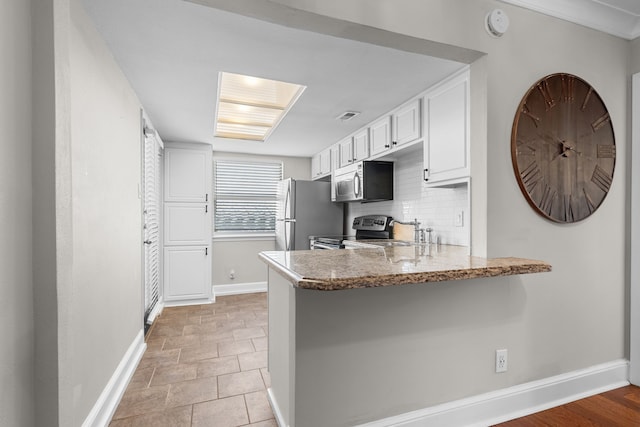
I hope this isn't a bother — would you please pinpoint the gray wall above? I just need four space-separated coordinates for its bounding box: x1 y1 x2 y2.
55 0 144 424
223 0 631 405
33 0 59 424
211 152 310 287
0 0 34 426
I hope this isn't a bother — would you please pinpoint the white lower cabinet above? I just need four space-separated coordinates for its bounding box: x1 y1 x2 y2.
164 246 212 302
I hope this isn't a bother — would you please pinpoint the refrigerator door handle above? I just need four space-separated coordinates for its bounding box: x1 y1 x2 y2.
276 218 296 222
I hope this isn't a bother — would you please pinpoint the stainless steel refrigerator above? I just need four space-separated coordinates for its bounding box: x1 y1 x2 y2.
275 178 344 251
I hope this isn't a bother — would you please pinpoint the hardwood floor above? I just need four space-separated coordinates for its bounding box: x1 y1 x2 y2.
494 385 640 426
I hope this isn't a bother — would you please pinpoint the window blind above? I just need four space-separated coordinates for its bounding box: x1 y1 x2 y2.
214 159 283 232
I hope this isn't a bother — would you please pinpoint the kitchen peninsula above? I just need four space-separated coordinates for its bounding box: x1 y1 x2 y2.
259 244 550 427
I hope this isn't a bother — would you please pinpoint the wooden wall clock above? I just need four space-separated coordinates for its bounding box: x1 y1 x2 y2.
511 73 616 223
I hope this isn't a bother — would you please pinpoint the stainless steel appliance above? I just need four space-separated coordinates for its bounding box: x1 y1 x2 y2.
332 160 394 203
310 215 394 250
276 178 344 251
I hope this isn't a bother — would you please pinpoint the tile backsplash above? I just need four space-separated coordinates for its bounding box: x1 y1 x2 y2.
346 150 470 246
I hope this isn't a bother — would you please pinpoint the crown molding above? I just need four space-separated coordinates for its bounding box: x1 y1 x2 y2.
499 0 640 40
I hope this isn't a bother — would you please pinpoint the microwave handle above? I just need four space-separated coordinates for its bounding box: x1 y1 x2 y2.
353 172 361 198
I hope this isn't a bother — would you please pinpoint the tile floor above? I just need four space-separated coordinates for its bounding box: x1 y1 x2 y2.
110 293 276 427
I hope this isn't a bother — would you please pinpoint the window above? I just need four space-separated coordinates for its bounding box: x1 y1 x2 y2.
214 159 283 233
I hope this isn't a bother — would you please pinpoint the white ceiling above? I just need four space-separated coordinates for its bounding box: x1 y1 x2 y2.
82 0 465 158
499 0 640 39
83 0 639 158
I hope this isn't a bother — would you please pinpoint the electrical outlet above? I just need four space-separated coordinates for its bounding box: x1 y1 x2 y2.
455 210 464 227
496 349 508 373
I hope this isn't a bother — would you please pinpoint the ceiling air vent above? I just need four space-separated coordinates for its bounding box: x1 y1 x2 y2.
337 111 360 121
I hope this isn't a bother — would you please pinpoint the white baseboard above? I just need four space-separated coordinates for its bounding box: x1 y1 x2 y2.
358 359 630 427
267 387 288 427
82 330 146 427
146 302 164 324
213 281 267 297
163 297 213 307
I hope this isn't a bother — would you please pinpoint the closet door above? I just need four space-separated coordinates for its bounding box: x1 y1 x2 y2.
143 133 162 323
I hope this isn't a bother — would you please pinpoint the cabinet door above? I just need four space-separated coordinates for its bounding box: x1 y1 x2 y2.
352 129 369 162
330 144 340 172
424 73 469 183
311 153 321 179
370 116 392 156
338 138 353 168
164 246 211 301
319 147 332 175
164 148 211 202
393 99 421 147
164 203 211 245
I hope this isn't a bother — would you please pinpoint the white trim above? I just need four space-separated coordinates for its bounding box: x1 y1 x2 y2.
146 301 164 325
357 360 629 427
267 387 288 427
213 233 276 242
82 330 146 427
163 297 213 307
498 0 640 40
631 72 640 385
214 281 268 297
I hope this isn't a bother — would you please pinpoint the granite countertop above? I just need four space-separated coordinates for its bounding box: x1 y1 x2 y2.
259 243 551 291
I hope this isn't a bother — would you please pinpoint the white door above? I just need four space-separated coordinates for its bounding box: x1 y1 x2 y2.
143 130 162 324
164 203 211 246
164 246 211 301
164 148 210 202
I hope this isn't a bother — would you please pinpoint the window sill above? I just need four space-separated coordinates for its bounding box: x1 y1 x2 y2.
213 233 276 242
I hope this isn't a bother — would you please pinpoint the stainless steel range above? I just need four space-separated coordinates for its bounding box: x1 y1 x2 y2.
310 215 393 250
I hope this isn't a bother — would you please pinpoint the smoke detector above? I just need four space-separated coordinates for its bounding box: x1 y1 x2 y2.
485 9 509 37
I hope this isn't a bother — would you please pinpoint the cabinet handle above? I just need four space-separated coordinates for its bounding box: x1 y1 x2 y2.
384 144 390 149
423 168 429 181
392 141 398 146
353 157 356 161
205 248 208 256
205 205 208 213
205 193 208 202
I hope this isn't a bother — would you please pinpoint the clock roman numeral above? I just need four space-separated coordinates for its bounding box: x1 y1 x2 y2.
537 79 556 110
563 195 574 222
520 161 542 193
581 87 593 111
597 144 615 158
521 103 540 127
591 113 611 132
538 184 556 215
561 75 575 103
517 144 537 156
591 165 612 193
583 188 596 214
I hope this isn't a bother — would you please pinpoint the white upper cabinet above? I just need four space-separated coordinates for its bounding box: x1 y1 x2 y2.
164 147 211 202
338 137 353 168
423 70 470 184
164 203 211 246
311 147 332 179
393 99 421 147
352 129 370 162
330 144 340 172
369 116 392 157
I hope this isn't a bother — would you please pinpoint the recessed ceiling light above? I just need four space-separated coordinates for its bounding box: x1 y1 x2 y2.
215 72 306 141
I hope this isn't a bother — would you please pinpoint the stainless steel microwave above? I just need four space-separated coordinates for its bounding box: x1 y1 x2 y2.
332 160 394 203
